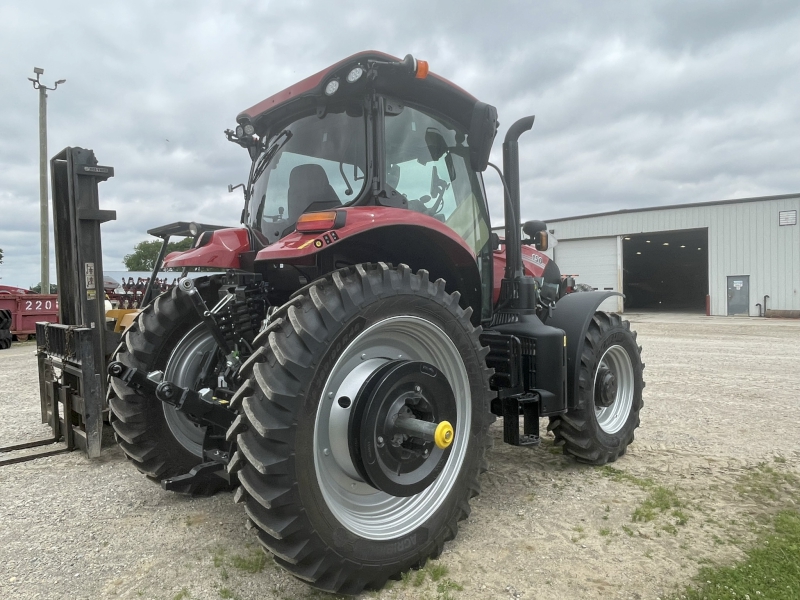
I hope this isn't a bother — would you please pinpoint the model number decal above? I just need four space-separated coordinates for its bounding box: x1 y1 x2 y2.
524 254 544 266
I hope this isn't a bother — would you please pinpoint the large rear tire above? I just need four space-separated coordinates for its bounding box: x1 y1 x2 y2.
229 263 493 594
547 312 644 464
108 277 228 495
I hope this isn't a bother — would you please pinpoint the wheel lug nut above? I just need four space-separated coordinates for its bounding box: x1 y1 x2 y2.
323 448 330 456
377 436 385 448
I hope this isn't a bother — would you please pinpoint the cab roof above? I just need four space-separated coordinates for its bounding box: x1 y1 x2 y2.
237 51 482 133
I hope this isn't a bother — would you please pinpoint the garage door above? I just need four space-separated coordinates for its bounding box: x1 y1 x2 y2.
554 237 622 312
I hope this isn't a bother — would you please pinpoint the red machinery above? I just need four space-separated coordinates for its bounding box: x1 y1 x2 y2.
0 286 59 342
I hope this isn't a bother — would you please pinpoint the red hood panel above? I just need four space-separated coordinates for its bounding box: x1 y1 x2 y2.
492 243 551 304
163 227 250 269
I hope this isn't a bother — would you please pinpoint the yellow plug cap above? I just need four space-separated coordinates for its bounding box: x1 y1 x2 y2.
434 421 454 450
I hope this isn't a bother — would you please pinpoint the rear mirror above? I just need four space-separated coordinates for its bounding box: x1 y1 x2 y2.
523 220 549 251
522 220 547 237
468 102 498 172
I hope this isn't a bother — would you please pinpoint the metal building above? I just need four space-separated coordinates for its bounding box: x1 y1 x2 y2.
546 193 800 317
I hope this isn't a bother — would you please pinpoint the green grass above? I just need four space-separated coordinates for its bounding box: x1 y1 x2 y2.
599 527 612 536
600 466 654 490
632 486 684 523
172 589 190 600
428 562 449 582
667 510 800 600
218 588 237 600
401 563 463 598
436 578 464 599
736 463 800 503
212 547 226 568
230 549 267 573
621 525 634 537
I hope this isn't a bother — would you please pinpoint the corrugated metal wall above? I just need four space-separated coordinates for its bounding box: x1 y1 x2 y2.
547 195 800 316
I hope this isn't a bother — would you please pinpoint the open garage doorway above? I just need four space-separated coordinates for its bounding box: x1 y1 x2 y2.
622 228 708 312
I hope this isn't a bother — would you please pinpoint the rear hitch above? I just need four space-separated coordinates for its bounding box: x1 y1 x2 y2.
108 361 235 431
108 361 236 490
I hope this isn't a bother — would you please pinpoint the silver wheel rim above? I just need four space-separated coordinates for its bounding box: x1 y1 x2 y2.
314 316 471 540
594 344 634 434
163 324 213 457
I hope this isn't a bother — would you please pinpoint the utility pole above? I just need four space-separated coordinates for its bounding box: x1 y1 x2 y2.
28 68 65 294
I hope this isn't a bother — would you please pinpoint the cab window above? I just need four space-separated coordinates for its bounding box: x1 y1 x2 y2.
383 104 491 255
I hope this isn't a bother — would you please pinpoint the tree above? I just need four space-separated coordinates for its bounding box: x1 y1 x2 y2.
30 283 58 294
123 238 193 271
0 247 3 265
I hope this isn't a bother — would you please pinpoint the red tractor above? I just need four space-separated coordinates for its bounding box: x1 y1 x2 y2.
108 51 643 594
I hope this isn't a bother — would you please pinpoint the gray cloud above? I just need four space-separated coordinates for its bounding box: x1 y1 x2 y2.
1 1 798 287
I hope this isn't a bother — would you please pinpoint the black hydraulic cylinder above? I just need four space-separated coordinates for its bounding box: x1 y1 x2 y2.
178 277 233 356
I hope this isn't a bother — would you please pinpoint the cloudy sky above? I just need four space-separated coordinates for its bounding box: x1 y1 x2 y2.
1 1 798 288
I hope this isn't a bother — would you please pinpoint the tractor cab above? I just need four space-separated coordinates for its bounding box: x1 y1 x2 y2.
222 52 516 319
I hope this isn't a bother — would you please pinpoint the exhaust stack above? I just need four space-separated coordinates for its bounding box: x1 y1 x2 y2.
501 115 535 307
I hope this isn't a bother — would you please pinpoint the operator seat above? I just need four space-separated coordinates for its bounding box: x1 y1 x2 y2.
286 164 341 224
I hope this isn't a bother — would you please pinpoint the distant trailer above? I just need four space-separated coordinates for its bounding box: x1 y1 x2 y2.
0 290 59 340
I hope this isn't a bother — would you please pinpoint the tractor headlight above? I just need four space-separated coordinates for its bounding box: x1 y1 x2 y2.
324 79 340 96
347 66 364 83
235 125 244 137
244 124 255 135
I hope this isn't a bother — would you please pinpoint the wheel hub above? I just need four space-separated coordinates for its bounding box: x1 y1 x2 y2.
594 365 618 408
348 360 456 497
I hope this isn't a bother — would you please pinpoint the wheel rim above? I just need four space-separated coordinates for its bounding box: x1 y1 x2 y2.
315 316 471 540
163 324 214 457
593 344 634 434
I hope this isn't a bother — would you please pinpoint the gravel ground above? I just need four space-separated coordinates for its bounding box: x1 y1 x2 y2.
1 312 799 600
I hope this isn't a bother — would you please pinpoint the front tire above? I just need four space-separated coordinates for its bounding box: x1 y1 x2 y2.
229 263 493 594
547 312 644 464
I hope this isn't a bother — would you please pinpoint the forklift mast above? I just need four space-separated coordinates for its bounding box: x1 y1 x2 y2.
33 148 115 460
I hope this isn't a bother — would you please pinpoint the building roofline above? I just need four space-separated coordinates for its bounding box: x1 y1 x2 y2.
545 192 800 224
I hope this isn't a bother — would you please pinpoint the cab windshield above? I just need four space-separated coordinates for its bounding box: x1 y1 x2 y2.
245 105 368 244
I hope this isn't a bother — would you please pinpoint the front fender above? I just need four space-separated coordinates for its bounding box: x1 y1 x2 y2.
543 291 622 410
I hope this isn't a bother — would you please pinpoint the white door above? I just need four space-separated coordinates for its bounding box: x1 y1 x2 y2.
554 237 622 312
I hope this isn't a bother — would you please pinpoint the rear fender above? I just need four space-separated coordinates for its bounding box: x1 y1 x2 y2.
542 291 622 410
255 210 483 322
